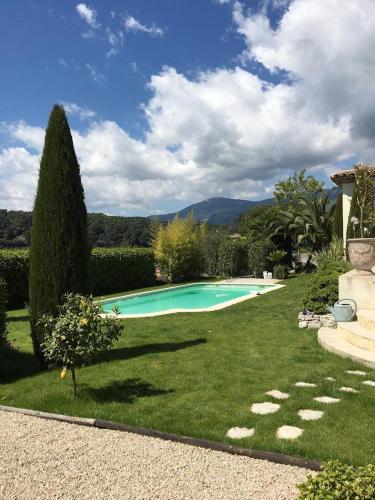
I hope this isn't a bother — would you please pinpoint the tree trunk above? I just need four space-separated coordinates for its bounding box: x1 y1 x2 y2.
71 367 77 398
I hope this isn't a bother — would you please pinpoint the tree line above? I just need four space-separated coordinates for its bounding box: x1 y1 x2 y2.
0 210 152 248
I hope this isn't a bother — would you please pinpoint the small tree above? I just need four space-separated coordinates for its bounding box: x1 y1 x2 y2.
347 165 375 239
354 166 375 238
39 294 121 397
153 214 206 282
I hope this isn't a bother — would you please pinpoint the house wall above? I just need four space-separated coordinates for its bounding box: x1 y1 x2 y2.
342 182 354 244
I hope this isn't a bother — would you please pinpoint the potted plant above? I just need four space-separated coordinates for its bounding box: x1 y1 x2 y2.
347 165 375 275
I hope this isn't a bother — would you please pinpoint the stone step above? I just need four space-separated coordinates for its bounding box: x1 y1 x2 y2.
337 321 375 351
358 310 375 333
318 327 375 369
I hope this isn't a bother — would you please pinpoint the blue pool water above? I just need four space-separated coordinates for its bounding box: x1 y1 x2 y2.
101 283 275 316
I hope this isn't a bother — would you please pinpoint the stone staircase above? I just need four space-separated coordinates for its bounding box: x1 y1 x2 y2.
318 310 375 368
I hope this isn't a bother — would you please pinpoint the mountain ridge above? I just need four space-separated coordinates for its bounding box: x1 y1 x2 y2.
151 196 275 224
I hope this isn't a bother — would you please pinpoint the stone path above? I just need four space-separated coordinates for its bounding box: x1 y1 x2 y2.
0 411 310 500
227 371 375 443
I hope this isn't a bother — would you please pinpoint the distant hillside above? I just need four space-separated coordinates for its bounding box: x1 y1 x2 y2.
153 197 275 225
0 210 151 248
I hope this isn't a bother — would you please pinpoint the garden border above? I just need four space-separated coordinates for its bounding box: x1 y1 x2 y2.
0 404 320 471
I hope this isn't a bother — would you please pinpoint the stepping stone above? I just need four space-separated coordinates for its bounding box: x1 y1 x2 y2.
314 396 340 404
295 382 317 387
251 402 280 415
276 425 304 440
339 386 359 393
346 370 367 376
298 409 324 421
266 390 290 400
363 380 375 387
325 377 336 381
226 427 255 439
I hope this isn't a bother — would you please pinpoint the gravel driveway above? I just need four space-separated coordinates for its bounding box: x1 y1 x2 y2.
0 410 310 499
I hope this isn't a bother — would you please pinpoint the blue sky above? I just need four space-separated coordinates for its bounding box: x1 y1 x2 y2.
1 0 374 216
1 0 245 135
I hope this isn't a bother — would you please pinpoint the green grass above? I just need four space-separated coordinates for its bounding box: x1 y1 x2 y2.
1 274 375 465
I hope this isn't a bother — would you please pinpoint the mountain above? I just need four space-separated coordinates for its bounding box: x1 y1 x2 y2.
152 197 275 225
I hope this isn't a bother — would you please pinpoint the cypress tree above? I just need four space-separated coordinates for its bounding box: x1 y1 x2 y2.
29 105 89 365
332 189 343 239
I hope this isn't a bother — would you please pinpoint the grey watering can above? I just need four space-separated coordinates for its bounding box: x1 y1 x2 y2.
326 299 357 322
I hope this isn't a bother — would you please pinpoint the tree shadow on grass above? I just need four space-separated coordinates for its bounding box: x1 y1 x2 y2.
7 315 30 322
0 345 41 384
88 378 173 404
96 338 207 364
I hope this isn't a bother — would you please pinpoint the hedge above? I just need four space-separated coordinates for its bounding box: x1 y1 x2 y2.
0 276 7 342
0 249 29 309
218 239 249 277
248 239 275 278
89 247 156 296
0 248 156 309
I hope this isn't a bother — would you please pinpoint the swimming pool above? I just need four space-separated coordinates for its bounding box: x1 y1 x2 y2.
101 282 282 318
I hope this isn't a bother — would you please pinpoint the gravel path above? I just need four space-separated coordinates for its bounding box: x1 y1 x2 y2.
0 410 311 500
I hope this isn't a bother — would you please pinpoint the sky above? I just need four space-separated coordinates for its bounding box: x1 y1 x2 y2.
1 0 375 216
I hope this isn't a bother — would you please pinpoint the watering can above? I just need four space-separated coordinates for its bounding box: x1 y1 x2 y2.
326 299 357 322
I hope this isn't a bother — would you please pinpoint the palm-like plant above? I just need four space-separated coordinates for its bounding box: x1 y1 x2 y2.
268 191 335 251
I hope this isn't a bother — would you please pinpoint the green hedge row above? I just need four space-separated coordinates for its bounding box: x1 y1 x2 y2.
89 247 156 296
0 248 156 309
0 249 29 310
0 276 7 341
216 238 276 278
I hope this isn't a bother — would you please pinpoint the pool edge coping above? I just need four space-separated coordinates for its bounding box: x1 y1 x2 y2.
99 281 286 319
0 404 320 472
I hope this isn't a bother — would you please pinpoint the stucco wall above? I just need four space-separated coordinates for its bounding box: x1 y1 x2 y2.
342 182 353 244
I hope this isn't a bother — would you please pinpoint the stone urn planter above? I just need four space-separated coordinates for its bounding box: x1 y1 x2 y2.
347 238 375 275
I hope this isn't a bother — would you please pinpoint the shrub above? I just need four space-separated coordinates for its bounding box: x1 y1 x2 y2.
0 249 29 309
312 236 346 270
248 239 275 278
273 264 288 280
153 215 206 282
298 460 375 499
203 230 226 276
90 247 156 295
267 250 287 264
39 294 122 397
218 239 249 277
29 105 89 365
302 261 350 314
0 248 156 309
0 276 7 343
347 165 375 239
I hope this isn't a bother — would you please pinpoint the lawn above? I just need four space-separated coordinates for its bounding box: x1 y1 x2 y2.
1 274 375 465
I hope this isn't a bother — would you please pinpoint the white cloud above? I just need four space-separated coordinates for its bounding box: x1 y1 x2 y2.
60 101 96 120
85 64 106 85
105 28 124 58
0 147 39 210
2 0 375 215
58 58 68 68
124 15 164 37
76 3 100 29
4 121 45 151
